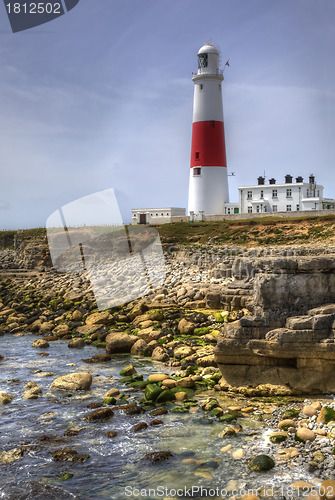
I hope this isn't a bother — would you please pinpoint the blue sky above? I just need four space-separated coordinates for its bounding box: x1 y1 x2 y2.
1 0 335 228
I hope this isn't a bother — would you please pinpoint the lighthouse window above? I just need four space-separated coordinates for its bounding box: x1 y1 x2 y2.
199 84 203 90
210 121 214 127
193 168 201 176
195 152 200 160
198 53 208 69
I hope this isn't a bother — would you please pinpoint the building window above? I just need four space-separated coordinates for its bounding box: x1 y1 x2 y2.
286 205 292 212
195 152 200 160
317 190 320 197
247 191 252 200
161 213 164 216
306 189 309 198
193 168 201 176
166 213 169 216
286 188 292 198
264 206 267 212
133 214 136 218
256 205 260 213
234 208 239 214
273 205 277 212
260 190 264 199
247 206 252 213
150 214 153 216
272 189 278 198
227 208 231 214
156 213 158 216
296 204 300 211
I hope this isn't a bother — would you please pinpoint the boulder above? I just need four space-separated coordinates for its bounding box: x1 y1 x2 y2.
178 319 195 335
39 322 54 334
147 374 169 382
151 346 169 361
0 448 23 464
248 455 275 472
52 324 70 337
130 339 149 356
72 310 83 322
173 346 195 359
137 327 162 343
302 405 318 417
83 408 114 421
295 428 316 442
120 364 137 376
105 332 137 354
317 406 335 424
0 393 14 404
50 372 92 391
68 338 85 349
32 339 49 348
85 311 113 326
175 377 195 388
128 303 148 321
103 388 120 398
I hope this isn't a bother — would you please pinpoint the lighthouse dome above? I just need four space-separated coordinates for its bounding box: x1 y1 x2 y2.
197 43 220 56
196 43 221 76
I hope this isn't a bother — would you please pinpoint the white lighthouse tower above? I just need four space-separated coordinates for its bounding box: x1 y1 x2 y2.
188 43 229 218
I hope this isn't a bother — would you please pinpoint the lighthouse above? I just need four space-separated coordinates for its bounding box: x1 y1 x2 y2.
188 43 229 218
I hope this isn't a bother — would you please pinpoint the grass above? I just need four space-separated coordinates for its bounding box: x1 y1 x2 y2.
2 214 335 249
153 214 335 246
0 228 46 250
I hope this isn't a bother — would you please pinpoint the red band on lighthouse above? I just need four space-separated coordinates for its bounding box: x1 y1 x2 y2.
190 121 227 168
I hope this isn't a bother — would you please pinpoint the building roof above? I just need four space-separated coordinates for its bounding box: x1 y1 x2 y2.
198 43 220 55
132 207 185 211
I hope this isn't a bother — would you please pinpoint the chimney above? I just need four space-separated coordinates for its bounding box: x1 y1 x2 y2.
296 176 303 183
285 174 293 184
257 176 265 185
269 178 276 184
309 174 315 184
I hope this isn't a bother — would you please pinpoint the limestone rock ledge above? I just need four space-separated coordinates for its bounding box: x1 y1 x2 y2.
214 305 335 394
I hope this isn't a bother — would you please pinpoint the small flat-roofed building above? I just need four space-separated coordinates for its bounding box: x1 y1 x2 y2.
131 207 186 225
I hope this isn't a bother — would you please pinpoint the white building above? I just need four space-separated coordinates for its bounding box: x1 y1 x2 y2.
131 207 185 225
239 174 335 214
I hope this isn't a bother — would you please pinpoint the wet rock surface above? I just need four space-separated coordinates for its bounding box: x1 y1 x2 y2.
2 240 335 498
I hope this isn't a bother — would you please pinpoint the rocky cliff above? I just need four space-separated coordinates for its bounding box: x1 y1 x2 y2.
214 246 335 394
2 227 335 394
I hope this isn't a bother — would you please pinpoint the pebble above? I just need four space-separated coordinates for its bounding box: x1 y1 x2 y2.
232 448 245 459
296 428 316 442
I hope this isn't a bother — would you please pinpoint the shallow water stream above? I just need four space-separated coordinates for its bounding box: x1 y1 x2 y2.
0 334 325 499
